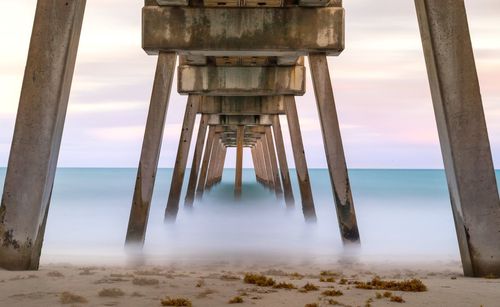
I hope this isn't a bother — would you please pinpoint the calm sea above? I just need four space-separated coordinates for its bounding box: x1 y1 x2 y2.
1 168 498 266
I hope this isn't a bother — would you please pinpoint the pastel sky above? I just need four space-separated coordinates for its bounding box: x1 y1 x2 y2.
0 1 499 169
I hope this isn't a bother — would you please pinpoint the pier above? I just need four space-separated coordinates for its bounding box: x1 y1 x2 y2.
0 0 499 278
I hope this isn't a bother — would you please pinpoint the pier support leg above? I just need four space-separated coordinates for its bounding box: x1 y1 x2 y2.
126 52 177 244
251 147 260 182
0 0 86 270
415 0 500 277
261 136 275 190
165 96 200 221
206 137 220 189
284 96 317 222
196 127 216 200
272 115 295 207
309 54 360 243
217 145 227 183
185 114 209 207
235 126 245 199
266 126 284 199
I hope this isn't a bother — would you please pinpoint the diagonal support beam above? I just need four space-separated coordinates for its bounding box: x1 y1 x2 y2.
0 0 86 270
126 52 177 245
285 96 317 222
165 96 200 221
272 115 295 207
415 0 500 277
185 114 209 207
309 53 360 244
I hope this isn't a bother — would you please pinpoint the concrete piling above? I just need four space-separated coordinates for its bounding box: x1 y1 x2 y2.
272 115 295 207
415 0 500 277
265 126 284 199
284 96 317 222
235 126 245 198
165 96 200 221
0 0 87 270
185 114 209 207
309 54 360 243
126 52 177 244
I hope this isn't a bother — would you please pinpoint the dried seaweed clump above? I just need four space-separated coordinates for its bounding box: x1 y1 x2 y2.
322 289 343 297
228 296 244 304
320 277 336 283
243 273 276 287
60 292 88 304
390 295 405 303
98 288 125 297
299 283 319 292
273 282 297 289
355 277 427 292
160 297 192 306
305 304 319 307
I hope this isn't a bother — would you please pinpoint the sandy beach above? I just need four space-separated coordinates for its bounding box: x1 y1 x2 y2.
1 260 498 307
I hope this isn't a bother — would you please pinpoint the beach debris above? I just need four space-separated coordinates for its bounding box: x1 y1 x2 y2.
375 292 383 299
289 272 304 280
60 291 88 304
299 283 319 293
320 277 336 282
273 282 297 289
390 295 405 303
195 279 205 287
98 288 125 297
228 296 244 304
383 291 393 298
322 289 343 297
160 297 192 306
243 273 276 287
365 297 374 307
132 277 159 286
305 303 319 307
339 278 348 285
355 277 427 292
321 270 341 277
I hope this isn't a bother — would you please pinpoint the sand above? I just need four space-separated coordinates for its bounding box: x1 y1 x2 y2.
0 260 498 307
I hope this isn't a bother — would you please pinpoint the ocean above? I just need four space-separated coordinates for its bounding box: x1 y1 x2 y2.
2 168 497 266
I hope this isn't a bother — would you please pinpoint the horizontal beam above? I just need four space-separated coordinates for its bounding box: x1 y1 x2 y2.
146 0 343 7
143 7 344 56
213 125 267 133
207 115 273 125
199 96 285 115
178 65 305 96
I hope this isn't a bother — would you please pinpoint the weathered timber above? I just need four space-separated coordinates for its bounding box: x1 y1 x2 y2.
415 0 500 277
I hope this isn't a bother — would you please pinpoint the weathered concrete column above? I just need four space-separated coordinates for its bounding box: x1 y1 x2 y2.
265 126 284 199
196 127 216 200
251 147 260 182
235 126 245 198
165 96 200 221
216 145 227 183
284 96 317 222
261 133 275 190
415 0 500 277
206 137 221 189
0 0 86 270
185 114 209 207
257 139 270 187
272 115 295 207
309 54 360 243
126 52 177 244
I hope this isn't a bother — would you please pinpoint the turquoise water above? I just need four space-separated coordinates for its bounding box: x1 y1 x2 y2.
1 168 498 265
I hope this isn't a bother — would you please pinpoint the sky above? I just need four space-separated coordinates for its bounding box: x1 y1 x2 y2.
0 1 499 169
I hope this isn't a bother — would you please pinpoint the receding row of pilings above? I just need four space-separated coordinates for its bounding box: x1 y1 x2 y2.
0 0 499 277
